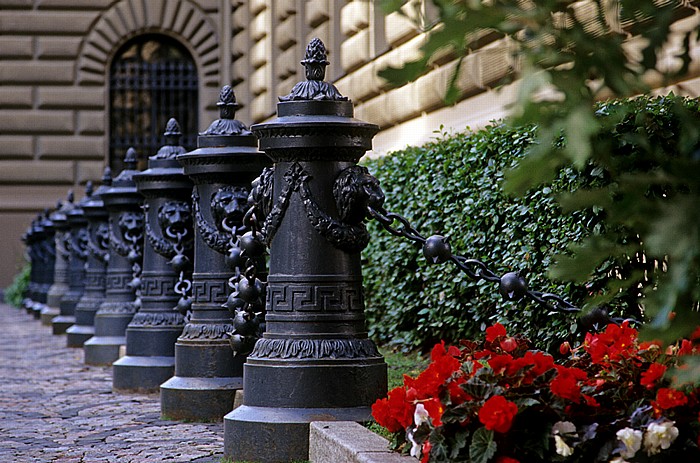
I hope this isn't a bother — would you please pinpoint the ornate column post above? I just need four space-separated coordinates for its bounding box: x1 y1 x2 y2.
43 191 75 325
22 220 38 314
66 169 111 348
33 209 56 319
160 86 270 421
113 119 193 392
84 149 144 365
224 39 387 462
52 183 91 335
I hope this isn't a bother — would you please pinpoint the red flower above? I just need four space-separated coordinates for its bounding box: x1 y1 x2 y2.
640 363 667 389
421 441 432 463
405 341 461 399
678 339 695 356
478 395 518 433
655 387 688 409
584 321 638 365
559 341 571 355
486 323 507 342
447 376 471 405
550 365 587 402
488 354 514 375
496 457 520 463
371 386 413 433
422 397 445 427
500 337 518 353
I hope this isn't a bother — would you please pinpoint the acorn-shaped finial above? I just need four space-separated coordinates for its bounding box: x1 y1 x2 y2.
101 166 112 186
85 181 93 197
302 38 329 81
67 189 74 204
163 118 182 143
218 85 240 119
124 147 138 170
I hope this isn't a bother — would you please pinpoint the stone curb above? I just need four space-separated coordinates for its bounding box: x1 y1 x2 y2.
309 421 416 463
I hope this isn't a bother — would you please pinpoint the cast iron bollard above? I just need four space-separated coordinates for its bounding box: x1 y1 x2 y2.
84 149 144 365
21 220 38 313
66 169 112 347
224 38 387 462
113 119 193 392
160 86 271 421
43 192 75 325
53 183 92 335
32 210 56 319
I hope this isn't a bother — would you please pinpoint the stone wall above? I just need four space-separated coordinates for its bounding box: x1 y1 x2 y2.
1 0 699 287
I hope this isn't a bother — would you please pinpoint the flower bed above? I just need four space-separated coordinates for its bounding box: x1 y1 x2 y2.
372 323 700 462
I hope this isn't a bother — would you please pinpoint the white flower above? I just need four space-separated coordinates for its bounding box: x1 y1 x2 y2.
407 426 421 458
414 403 430 427
554 435 574 457
609 457 629 463
644 420 679 455
552 421 577 436
616 427 642 458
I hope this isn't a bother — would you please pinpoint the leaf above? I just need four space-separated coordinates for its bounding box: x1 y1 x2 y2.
469 427 497 463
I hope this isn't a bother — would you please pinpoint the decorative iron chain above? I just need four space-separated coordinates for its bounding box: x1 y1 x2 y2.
168 226 193 316
367 205 637 329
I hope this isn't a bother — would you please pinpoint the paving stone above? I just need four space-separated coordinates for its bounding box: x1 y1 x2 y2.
0 304 224 463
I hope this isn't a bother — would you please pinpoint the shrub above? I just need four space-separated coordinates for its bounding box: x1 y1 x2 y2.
5 263 30 307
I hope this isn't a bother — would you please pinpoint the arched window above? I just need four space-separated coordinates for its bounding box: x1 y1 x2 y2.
109 34 198 172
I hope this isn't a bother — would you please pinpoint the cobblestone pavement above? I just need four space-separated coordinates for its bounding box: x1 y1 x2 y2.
0 304 224 463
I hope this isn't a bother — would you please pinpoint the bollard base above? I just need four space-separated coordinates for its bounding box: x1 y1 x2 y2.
52 315 75 335
160 376 242 422
31 303 44 319
112 355 175 393
83 335 125 366
224 405 372 463
40 306 60 326
65 325 94 348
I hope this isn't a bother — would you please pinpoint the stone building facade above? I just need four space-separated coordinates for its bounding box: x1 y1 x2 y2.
1 0 700 287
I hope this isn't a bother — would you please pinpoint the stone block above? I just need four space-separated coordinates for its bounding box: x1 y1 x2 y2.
0 11 97 34
36 0 113 9
275 14 297 51
36 37 82 59
37 87 105 109
341 1 369 36
0 62 74 84
251 37 268 68
77 111 105 135
250 93 273 123
306 0 329 28
0 86 33 109
385 11 418 47
75 160 106 184
309 421 415 463
0 36 33 58
0 0 33 8
249 0 266 15
250 8 269 41
341 29 370 72
0 136 34 159
193 0 219 13
0 160 73 184
251 65 269 95
37 136 104 159
0 110 74 134
308 22 330 49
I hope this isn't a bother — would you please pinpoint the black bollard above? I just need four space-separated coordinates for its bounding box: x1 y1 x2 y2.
66 169 111 347
43 192 75 325
84 149 144 365
112 119 193 393
52 183 92 335
21 220 38 314
160 86 271 421
224 38 387 462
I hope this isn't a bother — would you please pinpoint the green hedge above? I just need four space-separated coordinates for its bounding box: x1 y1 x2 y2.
5 263 30 308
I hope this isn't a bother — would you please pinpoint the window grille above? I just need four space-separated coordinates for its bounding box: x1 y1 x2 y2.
109 35 198 173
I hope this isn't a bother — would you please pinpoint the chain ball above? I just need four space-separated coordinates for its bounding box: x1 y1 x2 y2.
580 307 611 332
239 231 266 257
127 277 141 292
422 235 452 264
232 310 256 335
499 271 528 301
168 254 190 273
223 294 247 314
237 277 264 303
228 333 246 352
225 246 245 271
127 250 140 264
175 296 192 315
132 298 142 311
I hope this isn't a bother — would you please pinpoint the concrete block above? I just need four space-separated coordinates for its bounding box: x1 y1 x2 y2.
37 87 105 109
341 1 369 36
309 421 415 463
0 11 97 34
0 62 74 84
0 86 33 109
36 37 82 59
341 29 370 72
38 136 104 159
0 110 74 134
0 36 33 58
0 136 34 159
77 111 105 135
0 160 73 184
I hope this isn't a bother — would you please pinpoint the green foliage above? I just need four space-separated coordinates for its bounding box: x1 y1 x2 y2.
380 346 430 389
363 124 605 352
4 263 30 308
379 0 700 345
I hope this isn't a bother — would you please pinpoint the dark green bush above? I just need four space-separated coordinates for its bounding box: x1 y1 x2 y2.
5 263 30 308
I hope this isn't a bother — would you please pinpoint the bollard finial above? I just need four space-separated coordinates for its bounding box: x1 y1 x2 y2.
201 85 249 136
101 166 112 187
153 117 187 159
67 189 74 204
85 181 94 198
279 38 348 102
124 147 138 170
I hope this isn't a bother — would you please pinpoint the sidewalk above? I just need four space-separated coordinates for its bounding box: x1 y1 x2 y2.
0 304 224 463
